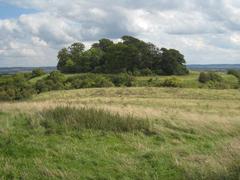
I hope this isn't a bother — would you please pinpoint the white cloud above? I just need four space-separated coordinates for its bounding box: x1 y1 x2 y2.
0 0 240 66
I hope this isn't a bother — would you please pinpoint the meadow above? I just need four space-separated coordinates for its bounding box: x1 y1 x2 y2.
0 86 240 179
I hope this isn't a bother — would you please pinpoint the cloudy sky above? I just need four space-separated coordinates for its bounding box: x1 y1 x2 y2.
0 0 240 67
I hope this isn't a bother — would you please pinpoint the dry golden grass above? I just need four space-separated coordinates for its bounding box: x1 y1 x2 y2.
1 87 239 133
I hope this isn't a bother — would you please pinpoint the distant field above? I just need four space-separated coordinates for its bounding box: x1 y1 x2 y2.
0 87 240 179
1 64 240 74
188 64 240 71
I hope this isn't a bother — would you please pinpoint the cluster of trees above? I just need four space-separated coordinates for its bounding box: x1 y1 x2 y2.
57 36 189 75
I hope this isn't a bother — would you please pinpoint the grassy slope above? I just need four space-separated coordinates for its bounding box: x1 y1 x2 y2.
135 71 239 88
0 87 240 179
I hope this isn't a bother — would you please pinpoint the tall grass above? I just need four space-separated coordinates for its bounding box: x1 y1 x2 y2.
30 106 152 133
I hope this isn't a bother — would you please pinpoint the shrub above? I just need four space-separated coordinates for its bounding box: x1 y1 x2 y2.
227 69 240 82
198 72 232 89
67 74 114 89
140 68 153 76
31 68 45 78
206 81 230 89
161 77 182 87
35 71 66 93
198 72 223 83
227 69 240 77
108 73 135 87
0 88 13 101
30 106 152 134
0 74 36 101
48 71 66 83
198 72 210 83
94 76 115 87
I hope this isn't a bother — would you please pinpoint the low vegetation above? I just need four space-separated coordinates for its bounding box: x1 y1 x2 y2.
30 106 152 134
228 69 240 82
0 69 239 101
0 73 36 101
0 87 239 179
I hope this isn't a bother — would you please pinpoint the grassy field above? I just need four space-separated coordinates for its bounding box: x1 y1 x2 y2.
0 87 240 179
134 71 239 88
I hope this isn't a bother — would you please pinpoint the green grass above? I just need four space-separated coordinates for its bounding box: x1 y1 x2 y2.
0 87 240 179
29 74 48 84
30 106 152 134
135 71 239 88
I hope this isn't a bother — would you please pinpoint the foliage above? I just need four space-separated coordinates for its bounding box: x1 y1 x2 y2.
139 68 154 76
198 72 234 89
35 71 66 93
57 36 189 75
31 106 152 133
108 73 135 87
161 77 182 87
35 72 135 93
0 73 35 101
205 80 230 89
160 48 189 75
67 74 114 89
227 69 240 83
198 72 223 83
31 68 45 78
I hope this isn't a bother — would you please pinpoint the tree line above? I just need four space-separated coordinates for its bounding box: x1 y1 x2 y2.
57 36 189 75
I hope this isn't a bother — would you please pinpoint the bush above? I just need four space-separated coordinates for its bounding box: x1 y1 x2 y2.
0 85 35 101
48 71 66 83
67 74 114 89
161 77 182 87
0 74 36 101
198 72 232 89
94 76 115 87
35 71 66 93
198 72 223 83
0 88 13 101
108 73 135 87
31 68 45 78
227 69 240 81
198 72 210 83
206 81 230 89
140 68 153 76
30 106 152 134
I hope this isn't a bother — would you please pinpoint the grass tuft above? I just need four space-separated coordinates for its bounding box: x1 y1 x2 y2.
30 106 152 134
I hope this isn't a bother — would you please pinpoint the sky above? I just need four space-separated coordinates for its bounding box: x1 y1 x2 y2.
0 0 239 67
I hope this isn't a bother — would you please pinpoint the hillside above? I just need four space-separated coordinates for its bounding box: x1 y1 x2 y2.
0 87 240 179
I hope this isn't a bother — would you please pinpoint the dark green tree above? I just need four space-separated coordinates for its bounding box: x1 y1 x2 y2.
160 48 189 75
32 68 45 78
92 38 114 52
56 36 189 75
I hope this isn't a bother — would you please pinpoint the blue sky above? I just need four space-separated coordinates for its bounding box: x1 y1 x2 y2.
0 2 37 19
0 0 240 67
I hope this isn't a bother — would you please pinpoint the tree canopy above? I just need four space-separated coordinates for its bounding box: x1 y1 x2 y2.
57 36 189 75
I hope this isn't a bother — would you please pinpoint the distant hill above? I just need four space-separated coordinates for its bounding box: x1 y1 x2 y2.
187 64 240 71
0 67 56 75
0 64 240 74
